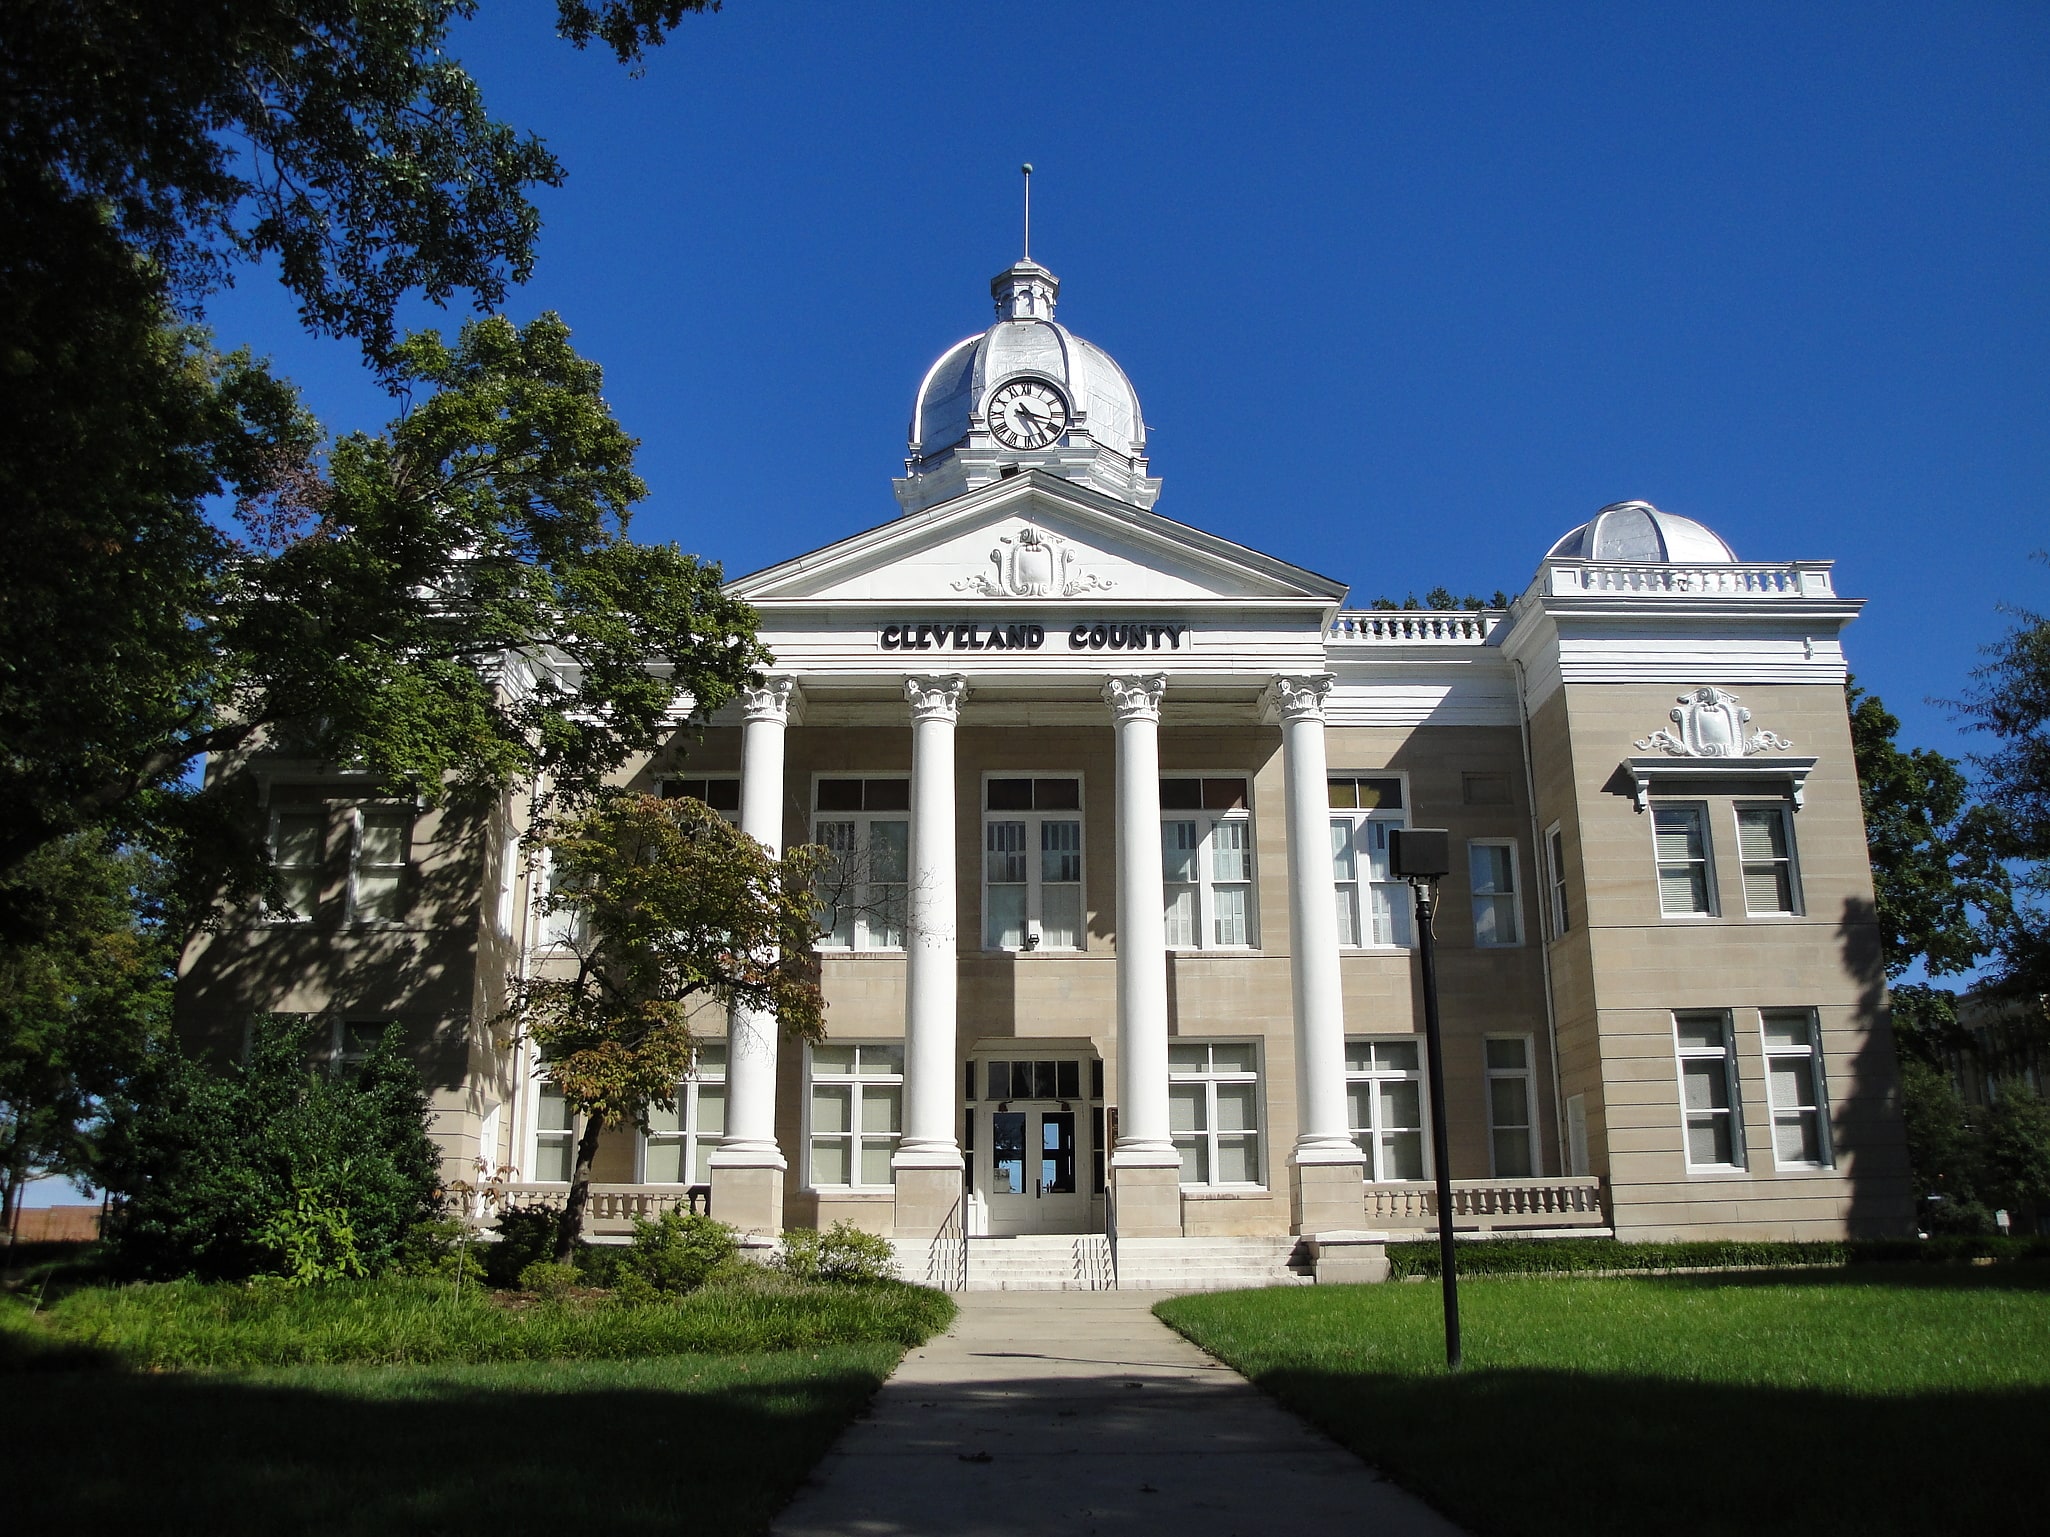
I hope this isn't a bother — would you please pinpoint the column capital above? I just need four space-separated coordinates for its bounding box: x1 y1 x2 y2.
1102 673 1167 723
740 675 804 725
904 674 969 723
1262 673 1334 725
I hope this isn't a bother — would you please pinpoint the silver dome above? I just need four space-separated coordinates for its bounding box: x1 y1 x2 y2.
1547 501 1738 563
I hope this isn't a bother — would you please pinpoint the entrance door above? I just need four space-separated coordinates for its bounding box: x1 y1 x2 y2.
975 1056 1097 1235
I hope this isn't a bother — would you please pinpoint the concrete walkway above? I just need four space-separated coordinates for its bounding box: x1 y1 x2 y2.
772 1290 1464 1537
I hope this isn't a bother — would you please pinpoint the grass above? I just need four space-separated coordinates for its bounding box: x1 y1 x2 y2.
1 1270 956 1533
1157 1266 2050 1537
4 1271 953 1370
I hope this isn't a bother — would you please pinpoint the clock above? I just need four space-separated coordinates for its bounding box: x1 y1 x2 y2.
986 379 1070 450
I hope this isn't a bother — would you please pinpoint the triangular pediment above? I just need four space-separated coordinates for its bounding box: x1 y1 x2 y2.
729 473 1347 606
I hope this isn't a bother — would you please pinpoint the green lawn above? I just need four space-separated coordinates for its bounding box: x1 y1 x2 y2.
1 1272 955 1534
1157 1266 2050 1537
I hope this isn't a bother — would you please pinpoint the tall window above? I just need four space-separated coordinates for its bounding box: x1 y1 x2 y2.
643 1043 727 1184
349 809 410 925
1653 805 1716 916
1674 1011 1745 1170
1161 776 1256 949
268 809 324 921
1484 1037 1537 1177
1761 1010 1831 1167
536 853 588 950
660 777 741 821
808 1043 903 1189
1346 1039 1427 1180
813 777 911 950
532 1081 575 1182
983 777 1083 950
1736 805 1801 916
1468 840 1522 947
1545 823 1571 938
1168 1042 1262 1187
1330 776 1410 947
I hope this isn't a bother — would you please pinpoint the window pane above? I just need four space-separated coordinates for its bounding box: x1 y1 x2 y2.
811 1138 850 1185
812 1045 856 1075
986 1061 1011 1099
1169 1083 1207 1132
1058 1060 1081 1099
869 820 909 882
360 813 407 865
1329 820 1358 880
1211 820 1251 881
696 1085 725 1137
1770 1062 1817 1111
1492 1128 1533 1178
865 779 911 811
1776 1113 1823 1164
1216 1136 1259 1183
1033 1061 1058 1099
1214 1082 1258 1132
1344 1042 1374 1074
1334 885 1361 947
1211 1043 1257 1074
646 1095 682 1136
1203 778 1248 811
1485 1039 1528 1071
1469 843 1513 894
1176 1137 1209 1184
986 822 1027 882
692 1137 717 1185
1212 885 1249 947
1762 1012 1813 1051
1328 779 1359 809
1377 1041 1420 1074
1041 820 1082 883
275 813 323 865
1743 864 1793 914
1473 893 1512 947
644 1138 685 1183
1660 864 1712 915
1674 1014 1728 1052
817 779 864 811
1687 1115 1734 1166
1681 1059 1729 1112
1168 1043 1207 1073
1161 778 1203 810
987 778 1033 810
860 1140 897 1187
1164 886 1197 948
859 1044 904 1076
1040 884 1082 950
870 883 907 950
1380 1079 1422 1133
1033 777 1080 810
536 1085 571 1132
694 1044 727 1076
533 1136 573 1183
861 1086 902 1135
354 870 402 923
1489 1076 1530 1131
987 883 1026 949
1384 1130 1425 1180
1346 1082 1374 1135
812 1085 852 1134
1653 808 1705 861
1162 821 1199 882
1737 808 1789 862
1360 779 1402 810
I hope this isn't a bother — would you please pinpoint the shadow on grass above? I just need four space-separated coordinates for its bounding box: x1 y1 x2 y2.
0 1352 892 1536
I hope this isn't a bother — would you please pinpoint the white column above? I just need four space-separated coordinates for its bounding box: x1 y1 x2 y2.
712 676 799 1180
1103 673 1178 1169
896 675 969 1172
1266 675 1368 1217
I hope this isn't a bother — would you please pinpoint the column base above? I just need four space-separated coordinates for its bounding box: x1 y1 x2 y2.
1111 1162 1183 1238
708 1163 784 1240
1308 1230 1392 1284
1290 1157 1368 1235
891 1164 965 1243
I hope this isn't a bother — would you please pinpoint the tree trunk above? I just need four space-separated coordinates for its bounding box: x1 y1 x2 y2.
554 1112 606 1263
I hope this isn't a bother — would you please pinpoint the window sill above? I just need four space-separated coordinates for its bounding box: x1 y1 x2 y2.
979 948 1089 957
1682 1165 1752 1178
807 1187 897 1199
1179 1185 1269 1199
815 948 908 959
1166 946 1264 956
1339 945 1414 955
1767 1162 1837 1175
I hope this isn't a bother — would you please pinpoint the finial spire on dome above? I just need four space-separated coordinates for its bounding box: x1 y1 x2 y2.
1021 162 1033 261
992 163 1058 319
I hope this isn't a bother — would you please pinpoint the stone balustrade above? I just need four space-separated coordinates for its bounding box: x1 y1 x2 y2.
498 1183 710 1225
1546 561 1835 598
1328 611 1501 643
1362 1176 1606 1229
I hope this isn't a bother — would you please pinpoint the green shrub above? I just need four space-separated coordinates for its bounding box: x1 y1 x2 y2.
396 1217 486 1286
483 1206 562 1288
517 1260 581 1301
777 1221 898 1284
618 1209 737 1295
104 1016 442 1283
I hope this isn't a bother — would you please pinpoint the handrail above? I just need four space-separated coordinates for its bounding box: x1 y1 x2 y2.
1104 1175 1119 1290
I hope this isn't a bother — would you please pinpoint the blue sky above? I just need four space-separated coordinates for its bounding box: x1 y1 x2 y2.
208 0 2047 758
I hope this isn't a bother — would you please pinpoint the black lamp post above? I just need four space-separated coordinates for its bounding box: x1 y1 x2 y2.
1389 827 1460 1371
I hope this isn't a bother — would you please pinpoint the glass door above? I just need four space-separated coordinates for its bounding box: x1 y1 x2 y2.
975 1056 1097 1235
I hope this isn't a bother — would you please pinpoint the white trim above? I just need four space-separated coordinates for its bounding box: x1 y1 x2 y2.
1167 1039 1266 1190
1759 1008 1834 1170
1159 775 1259 951
264 805 325 923
1329 772 1412 950
1735 802 1804 917
804 1041 906 1192
1483 1034 1540 1177
1651 802 1718 919
980 770 1087 953
1467 838 1524 948
1673 1010 1747 1173
1344 1036 1432 1182
346 805 411 929
1544 821 1570 941
638 1043 728 1186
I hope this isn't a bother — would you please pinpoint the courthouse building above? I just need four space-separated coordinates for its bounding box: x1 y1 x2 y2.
178 253 1915 1285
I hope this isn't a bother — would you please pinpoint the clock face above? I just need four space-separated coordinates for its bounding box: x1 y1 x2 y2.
987 379 1070 450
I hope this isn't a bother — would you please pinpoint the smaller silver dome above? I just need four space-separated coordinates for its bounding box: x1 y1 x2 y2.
1547 501 1737 563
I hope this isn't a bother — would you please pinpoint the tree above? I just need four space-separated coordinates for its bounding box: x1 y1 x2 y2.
1847 681 2010 987
1956 572 2050 1014
1366 587 1512 612
502 794 828 1261
0 835 172 1227
106 1014 442 1281
2 311 767 914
